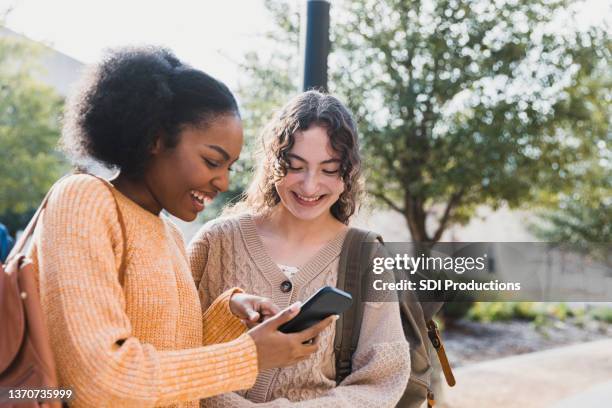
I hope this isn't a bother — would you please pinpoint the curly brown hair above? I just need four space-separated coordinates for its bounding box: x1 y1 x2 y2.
230 90 363 224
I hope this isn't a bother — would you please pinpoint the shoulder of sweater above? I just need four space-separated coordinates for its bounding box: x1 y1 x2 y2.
42 174 120 239
52 173 108 192
48 173 116 214
192 213 243 241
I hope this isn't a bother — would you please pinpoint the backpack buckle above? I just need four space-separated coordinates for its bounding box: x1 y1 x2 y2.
426 319 456 387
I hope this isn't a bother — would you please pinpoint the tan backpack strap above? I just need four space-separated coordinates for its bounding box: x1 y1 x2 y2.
334 228 382 384
426 319 456 387
427 390 436 407
334 228 360 383
6 175 73 262
7 173 128 286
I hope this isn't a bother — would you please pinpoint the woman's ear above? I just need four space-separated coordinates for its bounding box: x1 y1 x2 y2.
150 135 164 155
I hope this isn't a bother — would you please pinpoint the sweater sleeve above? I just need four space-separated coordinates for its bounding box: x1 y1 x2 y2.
202 287 250 345
37 176 258 407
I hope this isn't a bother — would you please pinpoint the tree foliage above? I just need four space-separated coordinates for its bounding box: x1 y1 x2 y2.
237 0 610 242
236 0 301 135
529 66 611 250
0 29 66 234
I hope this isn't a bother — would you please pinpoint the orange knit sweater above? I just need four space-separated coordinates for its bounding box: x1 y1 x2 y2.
29 174 258 407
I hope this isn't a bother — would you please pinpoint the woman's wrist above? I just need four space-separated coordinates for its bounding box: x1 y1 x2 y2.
228 288 245 317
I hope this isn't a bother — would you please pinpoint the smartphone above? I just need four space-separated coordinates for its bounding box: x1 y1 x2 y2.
278 286 353 334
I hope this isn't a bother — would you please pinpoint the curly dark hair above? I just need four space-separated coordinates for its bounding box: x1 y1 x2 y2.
229 90 363 224
61 46 239 177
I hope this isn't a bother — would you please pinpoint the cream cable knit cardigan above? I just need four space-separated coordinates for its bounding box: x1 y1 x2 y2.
188 214 410 408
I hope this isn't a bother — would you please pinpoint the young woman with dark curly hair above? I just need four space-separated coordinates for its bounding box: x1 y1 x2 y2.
28 47 334 407
188 91 410 407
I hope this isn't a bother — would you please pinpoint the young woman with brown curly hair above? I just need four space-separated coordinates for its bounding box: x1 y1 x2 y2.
189 90 410 407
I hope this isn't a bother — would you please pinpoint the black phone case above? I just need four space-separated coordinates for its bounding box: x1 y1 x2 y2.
278 286 353 333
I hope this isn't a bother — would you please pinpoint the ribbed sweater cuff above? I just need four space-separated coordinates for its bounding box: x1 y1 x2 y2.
203 287 248 345
156 333 258 404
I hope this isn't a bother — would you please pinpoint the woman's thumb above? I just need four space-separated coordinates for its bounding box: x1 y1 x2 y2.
268 301 301 328
247 310 260 321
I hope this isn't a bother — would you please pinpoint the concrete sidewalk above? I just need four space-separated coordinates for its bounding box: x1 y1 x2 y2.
551 380 612 407
440 339 612 408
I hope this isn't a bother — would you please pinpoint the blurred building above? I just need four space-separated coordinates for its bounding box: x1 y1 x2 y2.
0 26 84 97
354 205 536 243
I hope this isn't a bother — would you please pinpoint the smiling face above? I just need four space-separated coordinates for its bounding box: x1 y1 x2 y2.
144 114 243 221
274 125 345 222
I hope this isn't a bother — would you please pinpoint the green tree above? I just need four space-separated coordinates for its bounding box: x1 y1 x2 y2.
238 0 610 242
530 68 611 256
0 29 66 235
236 0 300 136
532 177 611 245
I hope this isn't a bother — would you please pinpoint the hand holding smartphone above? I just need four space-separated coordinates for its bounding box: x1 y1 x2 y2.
278 286 353 334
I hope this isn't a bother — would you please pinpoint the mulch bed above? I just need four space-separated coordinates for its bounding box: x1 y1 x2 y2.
442 317 612 367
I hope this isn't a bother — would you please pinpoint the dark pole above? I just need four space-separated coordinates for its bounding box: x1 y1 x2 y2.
302 0 330 92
